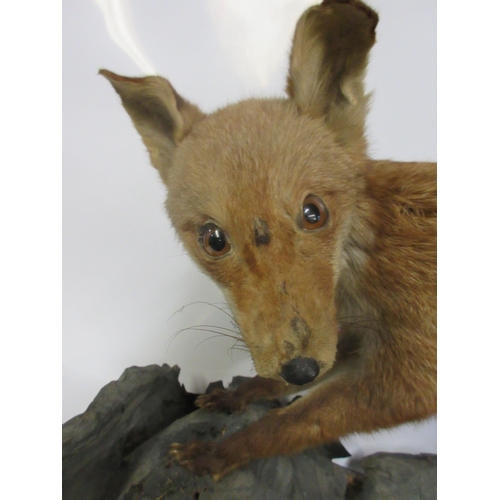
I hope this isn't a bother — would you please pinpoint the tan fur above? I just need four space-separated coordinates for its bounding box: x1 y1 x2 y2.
100 0 436 481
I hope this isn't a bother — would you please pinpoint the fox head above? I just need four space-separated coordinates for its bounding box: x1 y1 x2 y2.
101 0 378 385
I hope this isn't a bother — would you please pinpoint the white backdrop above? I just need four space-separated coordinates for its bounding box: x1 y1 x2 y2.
63 0 436 464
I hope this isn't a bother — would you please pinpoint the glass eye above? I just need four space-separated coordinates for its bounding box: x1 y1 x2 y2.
201 224 231 257
301 195 328 230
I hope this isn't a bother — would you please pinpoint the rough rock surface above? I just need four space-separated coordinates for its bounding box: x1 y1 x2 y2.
352 453 437 500
62 365 196 500
62 364 436 500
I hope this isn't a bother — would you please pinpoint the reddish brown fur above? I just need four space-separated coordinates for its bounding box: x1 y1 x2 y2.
100 0 436 481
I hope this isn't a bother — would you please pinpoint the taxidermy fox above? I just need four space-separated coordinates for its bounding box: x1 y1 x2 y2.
101 0 436 481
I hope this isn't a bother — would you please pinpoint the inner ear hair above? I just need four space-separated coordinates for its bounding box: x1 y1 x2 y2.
286 0 379 153
99 69 205 181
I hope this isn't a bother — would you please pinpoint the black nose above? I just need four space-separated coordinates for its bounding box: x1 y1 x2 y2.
281 357 320 386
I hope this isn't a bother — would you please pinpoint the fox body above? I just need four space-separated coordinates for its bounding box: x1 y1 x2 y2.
101 0 436 480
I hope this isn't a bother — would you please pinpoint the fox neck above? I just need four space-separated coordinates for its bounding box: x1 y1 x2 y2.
335 160 437 344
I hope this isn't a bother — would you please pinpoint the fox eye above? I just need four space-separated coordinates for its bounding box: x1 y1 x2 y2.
200 224 231 257
301 195 328 230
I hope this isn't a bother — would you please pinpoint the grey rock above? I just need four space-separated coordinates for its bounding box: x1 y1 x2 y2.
62 364 196 500
353 452 437 500
117 400 347 500
62 364 437 500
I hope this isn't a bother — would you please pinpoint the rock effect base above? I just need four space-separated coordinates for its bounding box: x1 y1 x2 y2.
62 365 436 500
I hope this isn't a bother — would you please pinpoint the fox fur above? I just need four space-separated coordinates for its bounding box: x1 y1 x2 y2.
100 0 436 481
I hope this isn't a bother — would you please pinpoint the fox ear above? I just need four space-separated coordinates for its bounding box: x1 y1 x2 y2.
99 69 204 181
286 0 378 153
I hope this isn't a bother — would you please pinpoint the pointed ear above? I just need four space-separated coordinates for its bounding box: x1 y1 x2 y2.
286 0 378 152
99 69 205 181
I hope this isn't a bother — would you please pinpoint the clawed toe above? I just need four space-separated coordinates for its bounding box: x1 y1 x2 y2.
168 440 232 479
195 389 244 413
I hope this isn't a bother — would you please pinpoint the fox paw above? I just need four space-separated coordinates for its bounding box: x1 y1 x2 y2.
196 388 246 413
169 441 234 481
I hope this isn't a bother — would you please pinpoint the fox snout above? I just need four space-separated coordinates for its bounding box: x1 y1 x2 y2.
281 356 320 385
280 317 321 384
239 306 338 383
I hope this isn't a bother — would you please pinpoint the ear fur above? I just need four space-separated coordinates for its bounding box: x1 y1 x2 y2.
99 69 204 181
286 0 378 153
